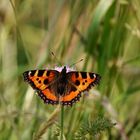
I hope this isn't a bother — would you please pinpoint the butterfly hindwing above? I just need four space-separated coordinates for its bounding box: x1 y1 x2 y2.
60 71 101 105
23 70 59 104
38 88 59 105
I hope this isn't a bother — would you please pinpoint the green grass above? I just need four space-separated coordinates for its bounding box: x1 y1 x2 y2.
0 0 140 140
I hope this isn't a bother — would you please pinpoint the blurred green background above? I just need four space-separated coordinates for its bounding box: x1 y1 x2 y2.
0 0 140 140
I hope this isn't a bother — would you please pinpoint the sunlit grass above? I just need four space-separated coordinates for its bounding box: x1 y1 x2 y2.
0 0 140 140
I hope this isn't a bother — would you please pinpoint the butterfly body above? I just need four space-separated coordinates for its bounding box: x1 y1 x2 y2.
23 66 101 106
53 66 69 96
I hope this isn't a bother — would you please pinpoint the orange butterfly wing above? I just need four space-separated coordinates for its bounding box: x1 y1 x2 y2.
23 70 59 105
61 71 101 105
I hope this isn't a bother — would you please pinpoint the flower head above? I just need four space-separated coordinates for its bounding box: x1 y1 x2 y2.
54 65 75 73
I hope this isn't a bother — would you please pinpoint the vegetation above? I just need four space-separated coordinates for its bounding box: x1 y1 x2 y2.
0 0 140 140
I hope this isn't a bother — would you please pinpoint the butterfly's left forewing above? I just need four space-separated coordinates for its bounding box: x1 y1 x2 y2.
60 71 101 105
23 70 59 105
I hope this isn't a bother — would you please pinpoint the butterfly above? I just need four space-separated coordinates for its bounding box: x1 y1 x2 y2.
23 66 101 106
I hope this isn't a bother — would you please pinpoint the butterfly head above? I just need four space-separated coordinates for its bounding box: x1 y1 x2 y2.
61 66 66 73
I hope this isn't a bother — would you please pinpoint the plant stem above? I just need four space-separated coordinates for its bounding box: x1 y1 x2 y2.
60 105 64 140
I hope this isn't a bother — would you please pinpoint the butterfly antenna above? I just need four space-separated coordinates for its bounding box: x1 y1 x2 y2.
50 51 62 65
69 58 84 67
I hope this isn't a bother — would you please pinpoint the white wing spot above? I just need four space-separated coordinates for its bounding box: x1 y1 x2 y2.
29 71 31 76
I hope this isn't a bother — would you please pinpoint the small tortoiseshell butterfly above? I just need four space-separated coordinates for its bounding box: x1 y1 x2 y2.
23 66 101 106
